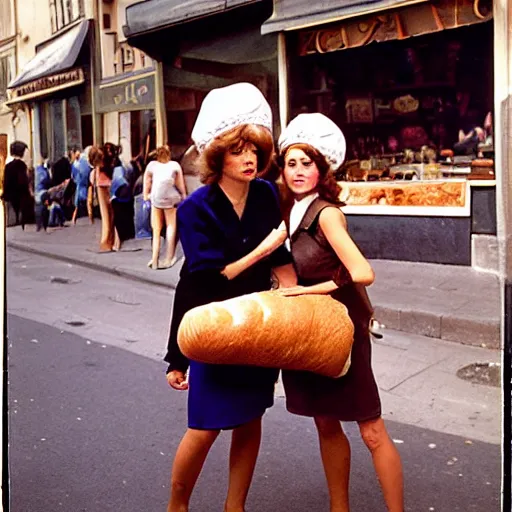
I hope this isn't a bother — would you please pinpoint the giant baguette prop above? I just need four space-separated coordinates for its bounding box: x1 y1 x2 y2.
178 291 354 378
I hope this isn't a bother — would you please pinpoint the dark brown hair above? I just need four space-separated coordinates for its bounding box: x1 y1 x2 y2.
200 124 274 185
100 142 120 179
278 143 343 206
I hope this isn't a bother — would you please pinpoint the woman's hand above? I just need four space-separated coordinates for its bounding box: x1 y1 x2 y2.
166 370 189 390
277 280 339 296
276 285 310 297
221 261 243 281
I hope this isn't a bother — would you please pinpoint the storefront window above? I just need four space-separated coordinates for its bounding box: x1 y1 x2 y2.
66 96 82 150
51 100 66 159
39 96 85 161
288 21 494 187
119 109 155 162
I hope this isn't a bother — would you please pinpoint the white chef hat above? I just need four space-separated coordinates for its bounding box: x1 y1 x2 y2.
278 113 346 172
191 82 272 153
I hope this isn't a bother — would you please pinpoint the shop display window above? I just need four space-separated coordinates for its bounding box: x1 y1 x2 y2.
288 20 495 194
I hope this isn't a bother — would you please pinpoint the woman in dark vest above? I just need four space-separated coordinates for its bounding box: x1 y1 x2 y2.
164 83 295 512
276 113 404 512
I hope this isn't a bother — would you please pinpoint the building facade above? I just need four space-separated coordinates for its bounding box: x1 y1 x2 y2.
4 0 154 168
0 0 30 167
123 0 278 158
7 0 95 166
97 0 156 163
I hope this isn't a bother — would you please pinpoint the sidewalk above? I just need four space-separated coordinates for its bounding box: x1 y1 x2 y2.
6 218 501 349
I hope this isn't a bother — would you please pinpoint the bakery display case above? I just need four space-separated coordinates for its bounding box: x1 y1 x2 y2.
340 179 470 217
284 4 496 266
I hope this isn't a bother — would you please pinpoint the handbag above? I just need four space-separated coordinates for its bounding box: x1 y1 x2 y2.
134 193 152 239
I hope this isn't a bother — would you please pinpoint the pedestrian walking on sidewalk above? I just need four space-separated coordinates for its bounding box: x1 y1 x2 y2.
2 141 32 229
71 146 92 224
89 145 115 252
143 144 186 269
110 148 136 251
164 83 295 512
275 113 404 512
34 153 54 231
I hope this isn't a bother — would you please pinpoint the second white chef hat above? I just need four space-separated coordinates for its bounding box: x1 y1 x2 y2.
278 113 346 172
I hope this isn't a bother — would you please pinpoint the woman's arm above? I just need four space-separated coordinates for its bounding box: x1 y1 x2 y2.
221 221 288 280
278 280 338 296
174 164 187 198
319 207 375 286
278 207 374 297
142 165 153 201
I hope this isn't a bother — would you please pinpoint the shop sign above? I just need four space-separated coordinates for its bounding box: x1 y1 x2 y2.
98 74 155 113
298 0 492 56
8 68 85 100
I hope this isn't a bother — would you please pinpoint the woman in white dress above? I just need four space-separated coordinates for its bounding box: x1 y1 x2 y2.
143 145 187 269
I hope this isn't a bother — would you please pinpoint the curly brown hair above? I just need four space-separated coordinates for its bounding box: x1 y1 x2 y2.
200 124 274 185
156 145 171 163
278 143 343 205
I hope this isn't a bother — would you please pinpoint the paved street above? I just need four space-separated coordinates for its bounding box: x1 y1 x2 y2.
7 218 501 349
6 248 502 511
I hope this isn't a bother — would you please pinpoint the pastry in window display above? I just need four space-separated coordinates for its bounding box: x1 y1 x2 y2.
344 181 466 207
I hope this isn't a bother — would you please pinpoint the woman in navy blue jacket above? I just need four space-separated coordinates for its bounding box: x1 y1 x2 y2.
164 83 295 512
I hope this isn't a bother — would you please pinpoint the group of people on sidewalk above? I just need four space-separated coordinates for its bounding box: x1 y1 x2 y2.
162 83 404 512
1 137 189 268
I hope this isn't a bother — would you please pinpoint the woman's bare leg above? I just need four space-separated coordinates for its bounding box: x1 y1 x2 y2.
314 416 351 512
96 187 113 251
113 229 121 252
224 417 263 512
162 208 178 267
168 428 220 512
358 418 403 512
149 206 163 269
87 186 94 224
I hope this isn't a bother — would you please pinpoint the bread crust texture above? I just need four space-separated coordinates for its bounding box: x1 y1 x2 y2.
178 291 354 378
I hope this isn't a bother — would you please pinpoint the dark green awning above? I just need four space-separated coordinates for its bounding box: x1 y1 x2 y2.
261 0 428 34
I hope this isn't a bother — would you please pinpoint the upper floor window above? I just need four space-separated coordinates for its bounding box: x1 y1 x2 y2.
0 0 14 41
50 0 84 33
0 52 15 102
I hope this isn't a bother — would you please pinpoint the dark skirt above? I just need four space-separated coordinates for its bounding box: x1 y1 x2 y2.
282 314 382 423
188 360 278 430
168 272 279 430
112 200 135 242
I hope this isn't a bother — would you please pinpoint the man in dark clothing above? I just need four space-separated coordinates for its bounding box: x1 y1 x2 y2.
51 154 72 186
2 141 31 229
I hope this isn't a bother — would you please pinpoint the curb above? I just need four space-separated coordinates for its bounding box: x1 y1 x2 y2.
7 241 178 292
9 241 500 349
374 306 500 350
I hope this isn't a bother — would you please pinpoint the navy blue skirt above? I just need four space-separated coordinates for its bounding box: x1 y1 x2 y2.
188 361 278 430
